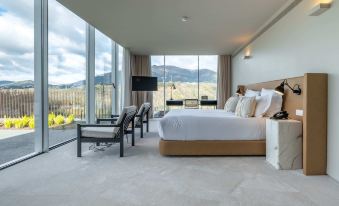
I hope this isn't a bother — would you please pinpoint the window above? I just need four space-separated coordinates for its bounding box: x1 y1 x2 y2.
0 0 36 165
151 55 218 116
198 55 218 100
151 56 165 117
95 29 113 118
48 0 86 147
115 44 124 113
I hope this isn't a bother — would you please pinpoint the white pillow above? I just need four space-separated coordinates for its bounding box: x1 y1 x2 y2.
265 95 283 117
261 88 277 97
235 96 257 118
254 95 270 117
260 88 283 117
224 96 239 112
245 89 260 97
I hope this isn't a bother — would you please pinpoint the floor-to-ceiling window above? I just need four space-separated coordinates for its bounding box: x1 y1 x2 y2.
95 30 113 118
151 56 165 117
48 0 86 147
0 0 36 165
151 55 218 117
115 44 124 113
198 55 218 100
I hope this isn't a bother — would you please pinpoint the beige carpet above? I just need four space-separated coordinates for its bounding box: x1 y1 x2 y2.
0 120 339 206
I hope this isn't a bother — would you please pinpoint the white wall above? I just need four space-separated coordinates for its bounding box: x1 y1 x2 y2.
232 0 339 180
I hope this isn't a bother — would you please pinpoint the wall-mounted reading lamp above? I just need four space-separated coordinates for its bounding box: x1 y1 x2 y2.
274 79 302 95
309 2 332 16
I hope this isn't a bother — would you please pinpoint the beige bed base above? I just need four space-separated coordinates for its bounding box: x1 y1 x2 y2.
159 139 266 156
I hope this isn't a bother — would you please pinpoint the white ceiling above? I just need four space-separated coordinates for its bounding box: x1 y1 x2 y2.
57 0 289 55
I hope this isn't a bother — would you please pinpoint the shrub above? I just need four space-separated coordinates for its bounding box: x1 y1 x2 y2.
66 114 75 124
21 116 30 127
28 117 35 129
54 115 65 125
4 118 13 128
14 119 25 129
48 113 55 127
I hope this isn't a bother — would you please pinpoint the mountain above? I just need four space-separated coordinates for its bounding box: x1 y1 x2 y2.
152 65 216 83
0 66 216 89
0 80 34 89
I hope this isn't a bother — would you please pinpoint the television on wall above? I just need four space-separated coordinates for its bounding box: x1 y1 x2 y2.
132 76 158 91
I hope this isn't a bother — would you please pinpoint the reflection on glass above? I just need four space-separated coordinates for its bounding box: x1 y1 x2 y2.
95 30 112 118
0 0 36 165
48 0 86 147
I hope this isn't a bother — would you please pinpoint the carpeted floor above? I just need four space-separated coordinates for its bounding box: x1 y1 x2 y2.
0 120 339 206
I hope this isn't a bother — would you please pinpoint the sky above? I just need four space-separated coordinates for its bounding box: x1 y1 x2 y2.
151 55 218 71
0 0 217 85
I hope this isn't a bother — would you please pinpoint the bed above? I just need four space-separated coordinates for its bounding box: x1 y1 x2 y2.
158 109 267 156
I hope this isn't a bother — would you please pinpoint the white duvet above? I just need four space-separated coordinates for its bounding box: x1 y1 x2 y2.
158 109 266 141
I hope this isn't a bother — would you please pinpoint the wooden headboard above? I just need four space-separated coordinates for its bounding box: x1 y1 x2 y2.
244 76 304 121
238 73 328 176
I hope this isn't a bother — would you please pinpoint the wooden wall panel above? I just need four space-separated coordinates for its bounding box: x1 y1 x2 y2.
245 76 304 121
303 73 328 175
240 73 328 175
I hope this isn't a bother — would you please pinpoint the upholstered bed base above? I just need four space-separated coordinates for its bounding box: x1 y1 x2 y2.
159 139 266 156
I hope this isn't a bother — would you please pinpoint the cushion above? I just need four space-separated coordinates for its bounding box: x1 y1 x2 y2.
265 95 283 117
135 103 151 124
254 95 270 117
244 89 260 97
82 127 117 138
224 96 239 112
235 96 257 118
113 106 137 133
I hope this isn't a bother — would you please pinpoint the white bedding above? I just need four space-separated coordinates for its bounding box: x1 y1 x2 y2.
158 109 266 141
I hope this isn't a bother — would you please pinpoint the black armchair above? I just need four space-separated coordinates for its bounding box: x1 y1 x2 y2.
77 106 137 157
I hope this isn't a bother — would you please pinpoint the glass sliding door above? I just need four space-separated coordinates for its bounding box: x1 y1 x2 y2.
48 0 86 146
0 0 36 165
151 56 165 117
198 55 218 100
95 30 113 118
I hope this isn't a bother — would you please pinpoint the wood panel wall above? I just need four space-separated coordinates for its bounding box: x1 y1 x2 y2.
239 73 327 175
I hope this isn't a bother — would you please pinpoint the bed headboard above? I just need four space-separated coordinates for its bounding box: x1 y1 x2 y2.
238 73 328 176
243 76 304 121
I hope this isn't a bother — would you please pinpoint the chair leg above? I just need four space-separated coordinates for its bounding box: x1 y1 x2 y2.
120 133 124 157
146 113 149 132
77 137 81 157
140 123 144 138
132 120 135 146
77 125 81 157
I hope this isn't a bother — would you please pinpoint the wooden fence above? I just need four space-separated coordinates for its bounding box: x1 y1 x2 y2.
0 85 113 119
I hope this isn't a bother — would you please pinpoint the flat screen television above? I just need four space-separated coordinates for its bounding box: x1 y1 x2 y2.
132 76 158 91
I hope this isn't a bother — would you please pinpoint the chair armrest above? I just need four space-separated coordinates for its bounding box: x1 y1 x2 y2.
97 118 118 123
135 114 142 117
78 123 120 128
111 114 120 118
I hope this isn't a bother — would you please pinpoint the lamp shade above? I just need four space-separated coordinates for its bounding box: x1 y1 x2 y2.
132 76 158 91
274 82 285 96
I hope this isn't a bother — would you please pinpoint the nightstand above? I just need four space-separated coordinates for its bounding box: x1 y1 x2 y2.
266 119 302 170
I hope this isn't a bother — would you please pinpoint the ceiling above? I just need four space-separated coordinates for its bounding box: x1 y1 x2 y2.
57 0 289 55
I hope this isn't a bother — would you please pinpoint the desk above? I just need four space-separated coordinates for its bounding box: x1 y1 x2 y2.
165 99 217 109
166 100 183 106
200 100 217 108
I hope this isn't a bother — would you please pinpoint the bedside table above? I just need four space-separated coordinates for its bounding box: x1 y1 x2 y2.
266 119 302 170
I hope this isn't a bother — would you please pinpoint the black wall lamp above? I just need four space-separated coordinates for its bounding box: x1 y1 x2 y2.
275 79 302 95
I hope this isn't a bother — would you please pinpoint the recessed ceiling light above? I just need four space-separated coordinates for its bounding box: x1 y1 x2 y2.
181 16 189 22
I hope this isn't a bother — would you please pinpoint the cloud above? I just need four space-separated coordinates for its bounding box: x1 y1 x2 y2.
151 55 218 71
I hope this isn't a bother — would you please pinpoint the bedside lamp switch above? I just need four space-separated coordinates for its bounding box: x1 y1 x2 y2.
296 109 304 116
